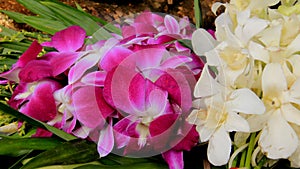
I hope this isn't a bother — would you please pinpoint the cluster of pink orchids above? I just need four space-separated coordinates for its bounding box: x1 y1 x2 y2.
0 12 205 169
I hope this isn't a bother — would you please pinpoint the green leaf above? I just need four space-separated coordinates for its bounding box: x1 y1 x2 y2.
16 0 58 20
178 39 193 50
0 10 26 23
74 162 168 169
86 27 113 44
0 137 63 157
23 16 67 34
20 140 99 169
0 26 24 40
0 102 77 141
0 41 31 53
40 1 103 36
194 0 202 28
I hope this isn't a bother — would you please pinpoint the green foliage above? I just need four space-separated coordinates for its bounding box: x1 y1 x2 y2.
194 0 202 28
1 0 120 37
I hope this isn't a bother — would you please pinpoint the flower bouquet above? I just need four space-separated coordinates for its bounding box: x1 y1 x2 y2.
0 0 300 169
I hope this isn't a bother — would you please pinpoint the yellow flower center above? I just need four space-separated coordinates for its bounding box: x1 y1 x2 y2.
220 47 248 70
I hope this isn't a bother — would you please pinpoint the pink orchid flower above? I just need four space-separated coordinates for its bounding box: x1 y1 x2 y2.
42 25 86 77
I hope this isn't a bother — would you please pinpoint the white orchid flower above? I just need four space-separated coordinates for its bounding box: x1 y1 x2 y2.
187 64 265 166
247 63 300 159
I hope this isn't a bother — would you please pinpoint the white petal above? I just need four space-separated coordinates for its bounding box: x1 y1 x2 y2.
288 55 300 77
211 2 225 15
286 34 300 56
289 78 300 105
207 127 231 166
236 9 250 25
187 109 206 126
257 24 282 47
224 112 249 132
194 64 221 98
198 125 214 142
226 88 265 115
281 103 300 125
247 112 271 132
236 17 269 45
192 28 218 56
248 41 269 63
262 63 287 97
289 144 300 168
249 0 280 8
205 48 222 66
259 110 298 159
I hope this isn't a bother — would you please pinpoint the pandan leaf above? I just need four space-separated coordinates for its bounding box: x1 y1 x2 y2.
20 140 98 169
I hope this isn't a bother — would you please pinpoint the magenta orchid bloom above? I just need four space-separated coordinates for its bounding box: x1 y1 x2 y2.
42 25 86 77
1 12 204 169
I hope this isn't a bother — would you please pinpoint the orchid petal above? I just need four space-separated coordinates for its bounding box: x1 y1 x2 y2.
98 124 114 157
262 63 287 97
286 34 300 56
164 15 180 34
259 109 298 159
49 52 81 76
32 128 53 137
236 17 269 44
17 40 42 67
192 28 218 56
114 117 138 148
128 74 146 112
247 112 271 132
207 127 231 166
281 103 300 125
258 24 282 47
72 86 112 128
225 112 249 132
42 26 86 52
289 144 300 168
68 52 100 84
162 150 183 169
81 71 106 86
135 48 165 71
20 81 60 121
72 126 92 139
100 46 133 71
173 125 199 151
194 64 220 98
147 89 168 116
248 41 269 63
289 78 300 105
19 60 53 82
155 69 193 113
0 68 21 82
198 125 215 142
226 88 265 114
160 56 192 69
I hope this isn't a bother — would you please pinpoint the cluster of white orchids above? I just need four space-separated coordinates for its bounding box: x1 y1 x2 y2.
188 0 300 167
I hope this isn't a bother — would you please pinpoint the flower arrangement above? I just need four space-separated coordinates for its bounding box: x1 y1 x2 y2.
1 0 300 169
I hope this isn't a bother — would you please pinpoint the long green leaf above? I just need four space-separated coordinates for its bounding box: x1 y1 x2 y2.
23 16 67 34
194 0 202 28
0 41 31 53
0 10 26 23
75 162 168 169
0 137 63 157
16 0 58 20
40 1 102 35
0 102 77 141
20 140 99 169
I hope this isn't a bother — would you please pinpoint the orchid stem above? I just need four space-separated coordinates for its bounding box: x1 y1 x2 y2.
245 133 256 168
239 149 247 167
